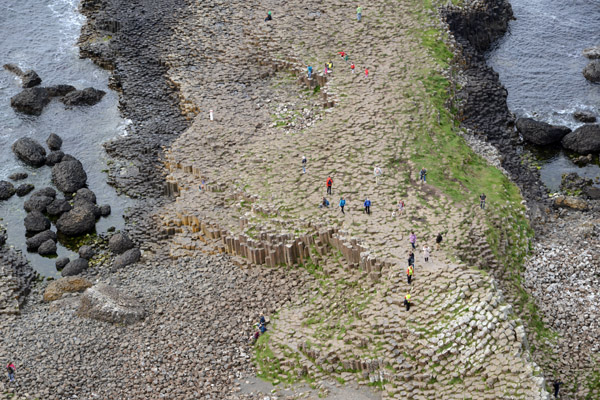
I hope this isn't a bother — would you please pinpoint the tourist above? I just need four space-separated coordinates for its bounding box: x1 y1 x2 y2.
409 231 416 249
351 63 355 73
404 294 411 311
302 155 307 174
364 198 371 215
480 193 486 209
324 63 328 75
374 165 382 185
199 179 206 192
398 199 404 215
339 197 346 214
407 264 414 284
408 251 415 267
307 65 313 78
328 61 333 71
365 67 369 78
6 362 15 383
436 232 443 250
345 54 350 62
326 176 333 195
422 245 430 262
339 51 346 58
264 11 272 21
319 197 330 208
420 167 427 183
357 6 362 22
552 379 563 399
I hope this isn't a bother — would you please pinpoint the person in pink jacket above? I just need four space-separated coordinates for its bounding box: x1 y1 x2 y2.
409 232 416 249
6 362 15 383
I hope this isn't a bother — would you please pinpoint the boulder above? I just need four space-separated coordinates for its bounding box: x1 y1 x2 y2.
10 87 50 115
572 154 594 165
3 63 24 76
583 60 600 83
108 232 134 254
55 257 70 269
46 197 72 216
24 210 51 234
561 124 600 154
45 150 64 166
78 245 95 260
26 230 57 251
515 118 571 145
31 187 56 199
583 186 600 200
8 172 28 181
99 204 111 217
23 195 54 213
583 46 600 60
61 87 106 106
554 195 589 211
61 258 89 277
46 133 63 150
56 206 96 236
12 137 47 167
113 248 141 269
74 188 96 204
45 84 76 97
43 276 92 302
21 70 42 88
38 239 57 256
574 111 596 123
51 158 87 193
77 284 145 324
0 181 16 200
15 183 34 197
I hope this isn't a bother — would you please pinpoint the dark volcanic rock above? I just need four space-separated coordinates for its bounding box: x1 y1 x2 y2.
23 195 54 213
38 239 57 256
583 60 600 83
61 87 106 106
46 197 72 216
12 137 47 167
74 188 96 204
24 210 51 234
31 187 57 199
113 247 141 269
15 184 35 197
516 118 571 145
583 186 600 200
45 150 65 166
10 87 50 115
46 84 76 97
108 232 134 254
46 133 63 150
21 70 42 88
52 158 88 193
78 245 95 260
61 258 89 277
8 172 28 181
574 111 596 123
560 172 593 194
562 124 600 154
99 204 111 217
77 284 145 324
26 230 57 252
0 181 16 200
56 206 96 236
55 256 70 269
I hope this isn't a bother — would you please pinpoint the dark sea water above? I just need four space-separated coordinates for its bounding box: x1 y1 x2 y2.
0 0 132 277
486 0 600 191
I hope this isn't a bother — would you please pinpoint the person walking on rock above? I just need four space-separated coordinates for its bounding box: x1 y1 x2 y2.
408 251 415 267
419 167 427 183
553 379 563 399
6 362 15 383
436 232 443 250
302 155 307 174
364 198 371 215
326 176 333 195
480 193 486 209
404 293 411 311
324 63 328 75
264 11 272 21
407 264 414 284
364 67 369 78
374 165 382 185
409 231 416 249
339 197 346 214
397 199 405 215
357 6 362 22
422 245 430 262
351 63 355 73
307 65 313 79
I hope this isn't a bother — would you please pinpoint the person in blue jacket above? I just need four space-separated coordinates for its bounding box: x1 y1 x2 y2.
307 65 313 78
339 197 346 214
364 198 371 214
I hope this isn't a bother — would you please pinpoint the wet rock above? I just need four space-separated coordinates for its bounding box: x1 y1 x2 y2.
32 187 57 199
99 204 111 217
77 283 145 324
51 158 88 193
45 150 65 166
46 133 63 150
78 245 95 260
583 45 600 59
46 197 72 216
583 186 600 200
61 258 89 277
113 247 141 269
515 118 571 145
108 232 134 254
583 60 600 83
572 154 594 165
3 63 24 76
24 210 51 234
574 111 596 123
55 256 70 269
45 84 76 97
8 172 28 181
38 239 57 256
21 70 42 88
561 124 600 154
74 188 96 204
12 137 47 167
26 230 57 252
10 87 50 115
554 195 589 211
56 206 96 236
560 172 592 194
43 276 92 302
15 183 35 197
23 195 54 213
61 87 106 106
0 181 16 200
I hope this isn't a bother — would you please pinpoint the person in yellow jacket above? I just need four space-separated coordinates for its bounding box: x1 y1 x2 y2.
404 293 411 311
407 265 414 284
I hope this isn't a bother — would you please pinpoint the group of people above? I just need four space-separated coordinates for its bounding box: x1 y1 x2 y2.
307 49 369 81
250 315 269 344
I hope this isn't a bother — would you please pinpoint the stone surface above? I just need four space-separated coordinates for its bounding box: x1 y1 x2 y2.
108 232 134 254
583 60 600 83
55 256 70 269
21 70 42 88
46 133 63 150
112 247 141 269
78 245 95 260
45 84 76 97
46 197 73 216
561 124 600 154
43 276 92 302
51 158 88 193
8 172 28 181
56 206 96 236
583 45 600 59
37 239 57 256
26 230 57 252
553 195 589 211
61 87 106 106
515 118 571 145
23 194 54 213
77 284 145 325
61 258 89 277
24 210 51 234
15 183 35 197
10 87 50 115
0 181 16 201
11 137 47 167
574 111 596 123
45 150 65 166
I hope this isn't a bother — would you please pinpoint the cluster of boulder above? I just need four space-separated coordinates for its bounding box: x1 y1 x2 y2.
4 64 105 116
583 45 600 83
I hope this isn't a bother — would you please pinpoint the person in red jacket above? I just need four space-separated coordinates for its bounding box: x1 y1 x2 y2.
326 176 333 195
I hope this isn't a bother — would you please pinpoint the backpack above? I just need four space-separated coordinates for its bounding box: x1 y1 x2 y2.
7 366 14 374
